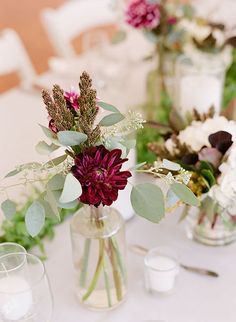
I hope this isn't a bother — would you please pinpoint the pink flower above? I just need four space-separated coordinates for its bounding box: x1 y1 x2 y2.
167 16 178 25
125 0 160 29
71 145 132 207
64 89 79 111
48 118 58 133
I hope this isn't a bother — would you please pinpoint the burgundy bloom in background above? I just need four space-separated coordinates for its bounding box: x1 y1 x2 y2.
64 89 79 111
71 145 132 207
167 16 178 25
125 0 160 29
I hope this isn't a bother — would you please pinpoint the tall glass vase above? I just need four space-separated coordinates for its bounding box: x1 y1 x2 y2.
70 205 127 310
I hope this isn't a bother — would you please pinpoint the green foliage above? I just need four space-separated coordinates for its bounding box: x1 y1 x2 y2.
59 173 82 203
25 201 45 237
1 200 16 220
223 49 236 108
131 183 165 223
171 183 200 207
0 200 80 256
97 101 120 113
99 113 125 126
136 127 161 163
57 131 87 146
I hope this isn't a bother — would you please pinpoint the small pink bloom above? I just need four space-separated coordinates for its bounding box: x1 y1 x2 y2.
48 118 58 133
64 89 79 111
167 16 178 25
125 0 160 29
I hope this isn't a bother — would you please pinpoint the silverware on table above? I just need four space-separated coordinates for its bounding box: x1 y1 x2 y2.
129 244 219 278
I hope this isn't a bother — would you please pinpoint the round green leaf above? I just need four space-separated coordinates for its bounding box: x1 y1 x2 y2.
99 113 125 127
97 101 120 113
131 183 165 223
44 155 67 168
47 174 65 191
162 159 181 171
35 141 59 155
1 199 16 220
57 131 87 146
25 201 45 237
59 173 82 203
171 183 200 207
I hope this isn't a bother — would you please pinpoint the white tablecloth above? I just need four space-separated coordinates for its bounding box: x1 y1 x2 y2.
44 208 236 322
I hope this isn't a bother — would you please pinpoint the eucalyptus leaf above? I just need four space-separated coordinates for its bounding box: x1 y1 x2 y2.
47 174 65 191
166 189 180 210
99 113 125 127
97 101 120 113
38 197 58 219
131 183 165 223
171 183 200 207
4 169 22 178
25 201 45 237
129 162 146 171
44 155 67 168
35 141 59 155
59 173 82 203
1 200 16 220
52 190 78 209
44 187 60 220
162 159 181 171
39 124 61 146
57 131 87 147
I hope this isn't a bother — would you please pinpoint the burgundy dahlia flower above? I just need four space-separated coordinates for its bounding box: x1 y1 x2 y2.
71 145 132 207
64 89 79 111
125 0 160 29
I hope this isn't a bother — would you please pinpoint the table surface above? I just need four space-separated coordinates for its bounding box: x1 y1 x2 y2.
44 206 236 322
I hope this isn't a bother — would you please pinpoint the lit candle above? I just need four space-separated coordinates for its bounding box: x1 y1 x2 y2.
144 248 179 294
179 75 222 115
0 276 33 320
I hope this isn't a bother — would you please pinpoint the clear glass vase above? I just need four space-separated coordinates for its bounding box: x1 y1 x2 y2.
175 52 226 116
186 206 236 246
70 205 127 310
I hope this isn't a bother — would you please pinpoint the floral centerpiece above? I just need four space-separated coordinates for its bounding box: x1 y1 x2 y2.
125 0 193 121
0 72 198 309
148 111 236 245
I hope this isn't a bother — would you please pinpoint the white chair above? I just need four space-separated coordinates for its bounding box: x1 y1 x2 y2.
0 29 36 89
41 0 117 58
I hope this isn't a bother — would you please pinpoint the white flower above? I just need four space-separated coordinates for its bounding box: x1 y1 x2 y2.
165 116 236 154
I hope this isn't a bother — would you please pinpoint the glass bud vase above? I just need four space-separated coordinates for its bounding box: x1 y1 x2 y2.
175 52 226 117
186 206 236 246
70 205 127 310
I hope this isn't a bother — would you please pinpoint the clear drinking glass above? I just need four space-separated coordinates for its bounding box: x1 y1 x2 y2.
0 242 26 256
0 252 53 322
70 205 127 310
144 246 179 295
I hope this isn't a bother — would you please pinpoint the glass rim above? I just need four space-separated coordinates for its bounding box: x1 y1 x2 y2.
144 246 179 272
0 242 27 252
0 252 47 294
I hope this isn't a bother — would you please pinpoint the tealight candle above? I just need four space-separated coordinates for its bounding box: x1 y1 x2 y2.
0 275 33 320
179 75 222 115
144 247 179 294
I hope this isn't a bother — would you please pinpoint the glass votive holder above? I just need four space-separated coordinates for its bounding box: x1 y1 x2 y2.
175 53 226 116
0 242 26 256
0 252 53 322
144 246 179 295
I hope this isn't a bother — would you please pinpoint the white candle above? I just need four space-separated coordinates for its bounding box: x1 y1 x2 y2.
145 255 179 293
179 75 222 115
0 276 33 321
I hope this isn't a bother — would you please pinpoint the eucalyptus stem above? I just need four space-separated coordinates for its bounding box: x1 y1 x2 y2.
108 239 122 302
79 238 91 287
82 239 105 302
103 259 112 307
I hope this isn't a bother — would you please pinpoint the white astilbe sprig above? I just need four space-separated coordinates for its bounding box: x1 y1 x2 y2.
101 110 145 139
137 159 192 185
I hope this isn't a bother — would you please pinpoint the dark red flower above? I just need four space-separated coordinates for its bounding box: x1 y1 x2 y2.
71 145 132 206
125 0 160 29
167 16 178 25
